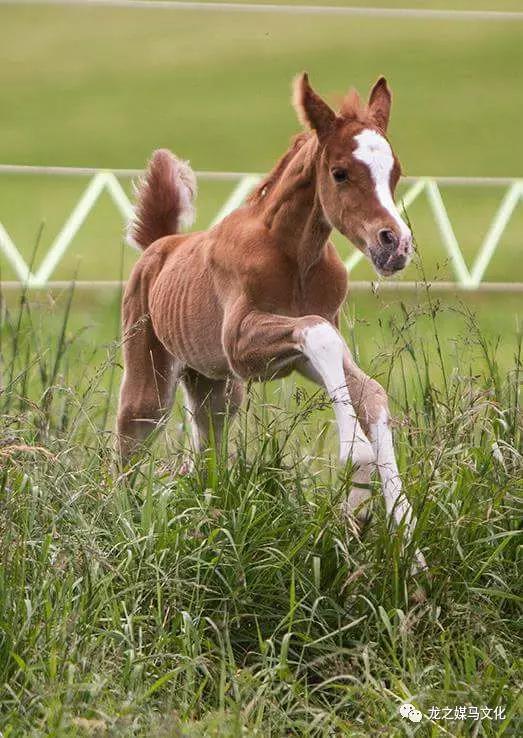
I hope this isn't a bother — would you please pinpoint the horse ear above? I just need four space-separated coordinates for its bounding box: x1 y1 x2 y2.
293 72 336 140
368 76 392 132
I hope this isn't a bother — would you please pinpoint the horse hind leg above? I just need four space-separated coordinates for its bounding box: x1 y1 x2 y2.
117 312 180 464
180 368 244 471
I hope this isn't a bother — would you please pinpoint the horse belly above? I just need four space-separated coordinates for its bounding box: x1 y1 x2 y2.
149 255 230 379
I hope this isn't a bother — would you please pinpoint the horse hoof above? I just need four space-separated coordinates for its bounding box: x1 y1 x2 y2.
178 459 194 476
355 510 373 535
410 586 427 605
340 502 373 538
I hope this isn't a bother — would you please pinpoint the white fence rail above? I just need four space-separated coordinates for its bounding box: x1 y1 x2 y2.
0 164 522 291
3 1 522 23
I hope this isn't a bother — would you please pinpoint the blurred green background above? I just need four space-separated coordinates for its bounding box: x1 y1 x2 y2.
1 0 522 280
0 0 521 368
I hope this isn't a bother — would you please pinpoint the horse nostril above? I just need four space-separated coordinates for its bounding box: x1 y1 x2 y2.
378 229 398 249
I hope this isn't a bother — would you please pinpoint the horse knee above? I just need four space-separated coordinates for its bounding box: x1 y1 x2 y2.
298 319 344 365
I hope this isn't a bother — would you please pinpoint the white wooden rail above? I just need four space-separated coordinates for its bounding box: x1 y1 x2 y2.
3 1 522 23
0 164 521 291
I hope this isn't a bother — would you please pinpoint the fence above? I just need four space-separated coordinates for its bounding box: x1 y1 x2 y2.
2 2 521 291
2 1 523 23
0 164 522 291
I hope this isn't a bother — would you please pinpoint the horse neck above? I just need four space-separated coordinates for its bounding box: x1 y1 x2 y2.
259 137 332 279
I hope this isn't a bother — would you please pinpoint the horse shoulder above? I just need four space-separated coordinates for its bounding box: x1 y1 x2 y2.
323 241 349 293
208 217 287 290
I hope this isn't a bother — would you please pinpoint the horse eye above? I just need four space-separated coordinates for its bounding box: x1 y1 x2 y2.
331 167 349 183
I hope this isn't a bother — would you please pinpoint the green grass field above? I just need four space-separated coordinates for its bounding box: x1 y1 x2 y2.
0 1 522 736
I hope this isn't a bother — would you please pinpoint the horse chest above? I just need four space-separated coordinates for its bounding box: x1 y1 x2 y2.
299 262 347 316
249 265 346 319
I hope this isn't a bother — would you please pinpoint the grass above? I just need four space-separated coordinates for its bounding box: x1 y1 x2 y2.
0 285 521 736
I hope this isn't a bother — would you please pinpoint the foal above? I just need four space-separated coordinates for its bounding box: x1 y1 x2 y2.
118 74 426 573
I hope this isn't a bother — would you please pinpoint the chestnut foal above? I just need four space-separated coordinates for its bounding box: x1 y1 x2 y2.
118 74 426 573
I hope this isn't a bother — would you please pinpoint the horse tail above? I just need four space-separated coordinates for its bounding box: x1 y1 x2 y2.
127 149 197 250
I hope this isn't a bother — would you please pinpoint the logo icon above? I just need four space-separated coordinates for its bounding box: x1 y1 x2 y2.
399 703 423 723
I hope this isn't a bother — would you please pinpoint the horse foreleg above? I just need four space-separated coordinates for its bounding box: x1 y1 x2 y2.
342 354 427 575
296 355 374 528
180 368 244 470
223 306 375 475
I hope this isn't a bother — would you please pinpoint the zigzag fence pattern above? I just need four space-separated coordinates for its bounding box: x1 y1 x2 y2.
0 165 522 291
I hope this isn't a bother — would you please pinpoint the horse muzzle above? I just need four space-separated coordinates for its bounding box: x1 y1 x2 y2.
370 229 413 276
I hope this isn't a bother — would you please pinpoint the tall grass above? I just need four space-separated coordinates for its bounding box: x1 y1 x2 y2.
0 286 521 737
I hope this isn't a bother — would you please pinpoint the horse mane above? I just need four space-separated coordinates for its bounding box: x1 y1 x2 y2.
339 88 370 124
248 132 310 204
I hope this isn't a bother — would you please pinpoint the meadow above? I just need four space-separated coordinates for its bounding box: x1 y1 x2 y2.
0 1 522 736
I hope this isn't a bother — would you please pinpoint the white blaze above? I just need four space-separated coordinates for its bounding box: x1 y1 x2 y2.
353 129 411 240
